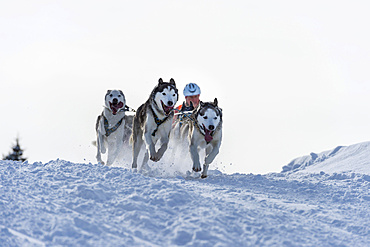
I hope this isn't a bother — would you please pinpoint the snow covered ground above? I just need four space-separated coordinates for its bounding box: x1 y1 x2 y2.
1 142 370 246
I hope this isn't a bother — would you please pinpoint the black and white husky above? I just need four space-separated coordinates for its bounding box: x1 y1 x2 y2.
96 90 127 166
182 98 223 178
130 78 179 169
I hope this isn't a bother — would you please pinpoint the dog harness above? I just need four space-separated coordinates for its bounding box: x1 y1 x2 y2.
103 116 124 137
176 102 195 127
150 107 170 137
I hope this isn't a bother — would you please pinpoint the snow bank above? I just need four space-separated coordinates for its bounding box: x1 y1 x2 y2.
282 141 370 175
1 142 370 246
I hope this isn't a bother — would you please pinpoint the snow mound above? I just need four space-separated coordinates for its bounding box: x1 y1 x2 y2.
1 142 370 246
282 141 370 175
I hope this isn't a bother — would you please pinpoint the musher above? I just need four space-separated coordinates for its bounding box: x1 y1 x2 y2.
175 83 201 113
173 83 201 128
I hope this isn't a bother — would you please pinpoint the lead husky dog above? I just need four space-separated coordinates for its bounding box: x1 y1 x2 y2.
131 78 178 169
96 90 127 165
182 98 223 178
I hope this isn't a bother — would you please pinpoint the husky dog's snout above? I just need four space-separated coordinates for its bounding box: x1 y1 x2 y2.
167 101 173 107
208 125 215 130
106 90 125 115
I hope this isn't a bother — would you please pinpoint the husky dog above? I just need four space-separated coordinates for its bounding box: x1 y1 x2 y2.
96 90 127 165
131 78 178 169
183 98 223 178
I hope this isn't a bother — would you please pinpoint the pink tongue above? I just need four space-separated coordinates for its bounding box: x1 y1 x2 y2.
111 102 124 114
204 129 213 143
164 105 173 114
117 102 124 108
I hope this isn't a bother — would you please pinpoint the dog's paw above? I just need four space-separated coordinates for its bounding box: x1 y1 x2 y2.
150 154 160 162
192 166 201 172
201 174 208 179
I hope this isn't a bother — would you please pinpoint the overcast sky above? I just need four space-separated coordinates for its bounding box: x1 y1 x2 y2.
1 0 370 174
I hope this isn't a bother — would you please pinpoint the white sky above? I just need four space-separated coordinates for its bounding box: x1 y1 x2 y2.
1 0 370 174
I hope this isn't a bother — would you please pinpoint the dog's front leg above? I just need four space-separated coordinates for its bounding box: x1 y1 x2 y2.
205 142 220 165
98 120 107 154
189 142 201 172
156 136 169 161
143 131 158 162
132 136 143 169
107 138 121 166
201 142 221 178
96 135 105 165
106 143 115 166
107 130 125 166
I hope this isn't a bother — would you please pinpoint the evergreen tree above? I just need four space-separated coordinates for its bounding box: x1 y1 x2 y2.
3 138 27 162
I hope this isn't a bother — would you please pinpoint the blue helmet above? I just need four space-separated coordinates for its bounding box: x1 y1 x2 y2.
183 83 201 96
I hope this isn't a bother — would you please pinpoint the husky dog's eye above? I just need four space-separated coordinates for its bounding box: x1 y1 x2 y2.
214 117 218 120
118 95 121 97
204 116 208 119
173 94 176 97
162 93 166 96
110 94 113 97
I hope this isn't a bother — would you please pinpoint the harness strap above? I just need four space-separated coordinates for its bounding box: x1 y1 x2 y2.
103 105 136 113
125 105 136 112
178 112 193 127
103 116 124 137
150 107 169 136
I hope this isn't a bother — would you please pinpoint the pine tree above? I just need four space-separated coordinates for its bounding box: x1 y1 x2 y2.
3 137 27 162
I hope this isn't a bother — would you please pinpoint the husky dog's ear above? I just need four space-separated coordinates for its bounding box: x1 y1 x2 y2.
169 78 176 86
106 90 112 98
158 78 163 85
213 98 218 107
119 90 126 102
217 107 223 118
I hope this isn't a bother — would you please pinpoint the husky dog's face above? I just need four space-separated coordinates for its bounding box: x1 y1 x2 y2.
105 90 126 115
197 98 222 142
153 78 178 115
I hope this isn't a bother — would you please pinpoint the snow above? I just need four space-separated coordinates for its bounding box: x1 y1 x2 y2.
282 141 370 175
1 142 370 246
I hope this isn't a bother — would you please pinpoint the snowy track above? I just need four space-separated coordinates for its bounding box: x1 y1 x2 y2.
1 156 369 246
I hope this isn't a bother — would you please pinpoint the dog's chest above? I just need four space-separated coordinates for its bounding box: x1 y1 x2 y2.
101 114 125 137
146 115 172 139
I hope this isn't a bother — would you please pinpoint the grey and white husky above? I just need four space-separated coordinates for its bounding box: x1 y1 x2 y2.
181 98 223 178
96 90 127 166
130 78 179 169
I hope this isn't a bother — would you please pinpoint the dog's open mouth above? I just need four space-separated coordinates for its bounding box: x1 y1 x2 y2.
202 124 214 143
109 101 124 115
161 101 174 115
